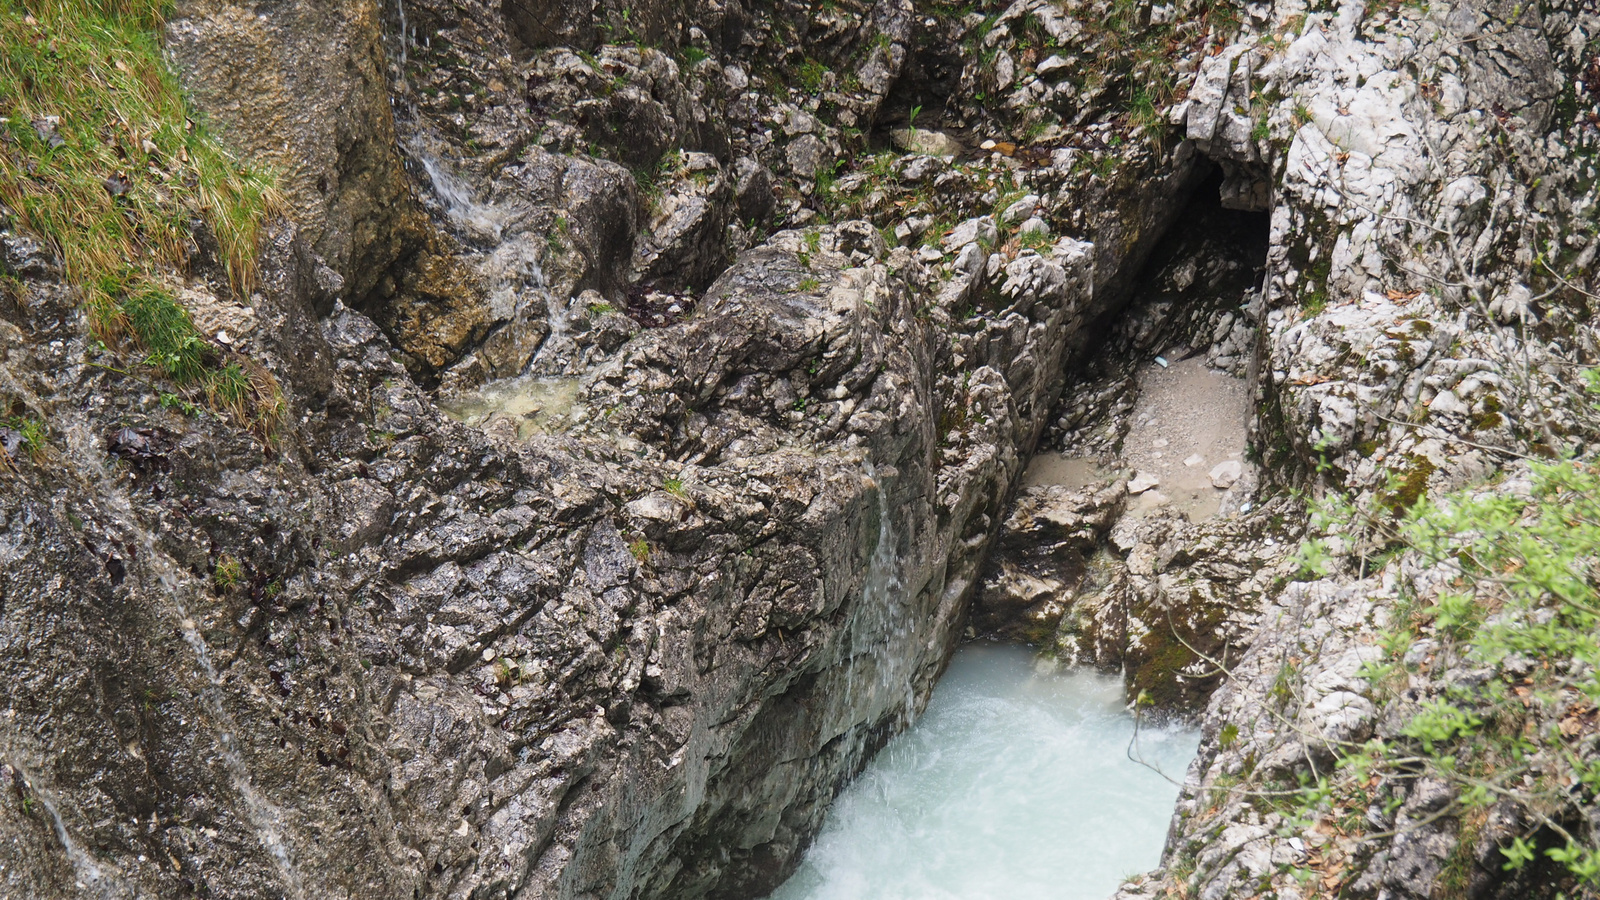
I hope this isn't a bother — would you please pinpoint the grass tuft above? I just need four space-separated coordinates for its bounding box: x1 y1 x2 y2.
0 0 283 431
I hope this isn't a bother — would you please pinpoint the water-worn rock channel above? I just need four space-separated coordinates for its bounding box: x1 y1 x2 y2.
766 643 1199 900
3 0 1600 899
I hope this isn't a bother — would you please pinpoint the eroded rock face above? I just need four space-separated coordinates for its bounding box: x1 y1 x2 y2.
9 0 1600 896
969 481 1126 643
0 210 1108 900
1105 0 1600 897
1 0 1245 896
166 0 490 377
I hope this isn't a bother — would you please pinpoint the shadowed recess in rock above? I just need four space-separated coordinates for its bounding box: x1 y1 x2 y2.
765 644 1198 900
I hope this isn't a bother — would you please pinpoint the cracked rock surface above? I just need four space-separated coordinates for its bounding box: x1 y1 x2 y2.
4 0 1600 898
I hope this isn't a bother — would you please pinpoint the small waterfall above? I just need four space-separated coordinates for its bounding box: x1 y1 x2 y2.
396 0 408 70
414 151 509 244
409 141 584 378
60 423 303 899
841 466 919 732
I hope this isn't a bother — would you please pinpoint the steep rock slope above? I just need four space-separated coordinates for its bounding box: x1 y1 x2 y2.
8 0 1595 898
1100 0 1600 898
0 1 1210 898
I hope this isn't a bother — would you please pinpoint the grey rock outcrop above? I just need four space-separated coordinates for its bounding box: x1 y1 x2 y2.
1107 0 1600 897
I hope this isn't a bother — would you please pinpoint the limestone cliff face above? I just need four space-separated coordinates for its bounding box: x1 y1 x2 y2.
165 0 406 300
166 0 492 375
1102 1 1600 898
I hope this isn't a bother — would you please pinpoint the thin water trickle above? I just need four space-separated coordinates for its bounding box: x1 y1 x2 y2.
396 0 408 70
409 142 579 380
30 782 118 897
60 421 303 899
414 151 509 244
839 466 923 732
767 644 1199 900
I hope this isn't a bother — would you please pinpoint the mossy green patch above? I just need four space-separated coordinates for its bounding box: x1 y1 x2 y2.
1472 392 1503 431
1381 454 1436 516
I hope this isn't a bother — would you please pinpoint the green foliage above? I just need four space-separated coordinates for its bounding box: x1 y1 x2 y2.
1293 536 1332 578
1400 699 1482 753
662 477 686 497
0 0 283 429
159 391 199 417
213 554 243 591
1219 721 1240 749
121 282 209 384
1125 86 1166 144
797 57 830 93
1288 460 1600 889
1017 227 1054 252
629 538 651 562
0 413 46 468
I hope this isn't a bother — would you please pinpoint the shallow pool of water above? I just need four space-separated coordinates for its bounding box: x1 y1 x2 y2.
765 644 1198 900
1022 453 1110 490
437 375 583 439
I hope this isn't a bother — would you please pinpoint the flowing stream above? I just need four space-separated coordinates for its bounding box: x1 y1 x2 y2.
767 644 1199 900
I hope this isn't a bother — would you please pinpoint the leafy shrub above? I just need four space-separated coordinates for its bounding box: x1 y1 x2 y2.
1290 459 1600 891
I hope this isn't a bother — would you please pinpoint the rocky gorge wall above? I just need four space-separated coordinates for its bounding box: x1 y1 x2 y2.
1 1 1205 898
3 0 1598 899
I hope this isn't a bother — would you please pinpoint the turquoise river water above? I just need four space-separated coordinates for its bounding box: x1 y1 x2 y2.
765 643 1200 900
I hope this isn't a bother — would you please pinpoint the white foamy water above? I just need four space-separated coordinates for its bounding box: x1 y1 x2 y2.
767 644 1199 900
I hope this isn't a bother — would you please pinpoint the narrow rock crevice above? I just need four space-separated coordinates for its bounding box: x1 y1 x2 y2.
973 162 1275 716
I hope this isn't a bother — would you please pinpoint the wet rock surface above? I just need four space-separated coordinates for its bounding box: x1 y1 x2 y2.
4 0 1600 898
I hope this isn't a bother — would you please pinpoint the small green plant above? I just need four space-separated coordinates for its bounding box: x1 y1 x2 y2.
1017 228 1054 252
0 414 46 468
1218 722 1240 749
663 477 686 497
797 57 829 93
159 392 200 417
213 554 243 592
907 104 923 133
797 276 821 292
629 539 650 562
1125 87 1164 143
588 301 615 315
